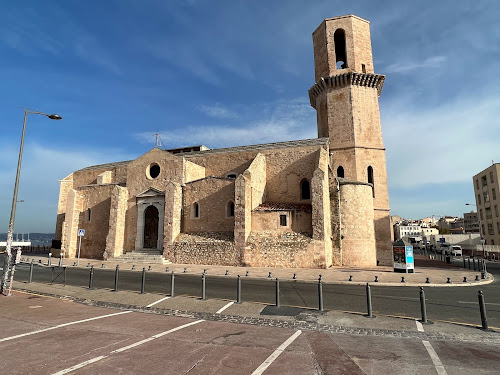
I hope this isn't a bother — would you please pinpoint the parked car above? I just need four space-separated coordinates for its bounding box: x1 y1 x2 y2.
451 245 462 256
437 242 451 254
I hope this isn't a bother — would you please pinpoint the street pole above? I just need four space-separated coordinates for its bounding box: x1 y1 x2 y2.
77 235 82 266
0 109 62 295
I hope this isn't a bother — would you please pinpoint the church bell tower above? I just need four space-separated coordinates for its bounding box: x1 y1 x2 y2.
308 15 392 264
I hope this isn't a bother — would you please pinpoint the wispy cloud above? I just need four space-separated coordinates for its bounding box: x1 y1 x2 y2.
136 99 316 148
385 56 447 73
197 104 238 119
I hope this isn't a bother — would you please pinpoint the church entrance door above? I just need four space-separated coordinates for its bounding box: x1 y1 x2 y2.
143 205 159 249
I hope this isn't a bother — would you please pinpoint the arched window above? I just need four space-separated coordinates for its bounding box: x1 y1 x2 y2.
192 202 200 218
301 179 311 200
367 166 374 197
334 29 348 69
337 166 345 178
226 201 235 217
87 208 91 222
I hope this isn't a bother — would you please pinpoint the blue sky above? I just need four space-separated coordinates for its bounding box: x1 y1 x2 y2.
1 0 499 232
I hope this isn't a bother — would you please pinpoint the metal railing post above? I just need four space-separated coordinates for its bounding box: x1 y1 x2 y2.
113 265 119 292
170 271 175 297
275 278 280 307
236 275 241 303
201 274 206 300
28 260 33 283
63 267 66 286
419 287 428 323
140 267 146 294
51 266 54 284
88 265 94 289
478 290 489 330
318 277 324 312
365 283 374 318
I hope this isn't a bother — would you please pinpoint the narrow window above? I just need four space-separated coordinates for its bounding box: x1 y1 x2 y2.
497 222 500 234
280 214 287 227
495 205 499 218
87 208 91 222
480 209 483 220
334 29 348 69
492 239 495 245
362 64 366 73
475 179 479 190
484 191 490 203
337 166 345 178
482 224 485 235
226 201 235 217
491 172 494 183
482 175 487 186
301 179 311 200
486 207 492 219
192 202 199 218
493 188 496 200
488 223 494 235
367 166 374 197
478 194 481 205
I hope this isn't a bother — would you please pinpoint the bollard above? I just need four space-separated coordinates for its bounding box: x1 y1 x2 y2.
28 261 34 283
201 274 206 300
473 258 477 271
38 259 42 264
165 267 169 272
365 283 374 318
183 267 187 273
236 275 241 303
63 267 67 286
268 272 272 278
170 272 175 297
481 271 486 280
401 276 406 283
59 253 63 267
318 277 324 312
132 265 136 270
275 278 280 307
225 270 229 276
113 265 119 291
292 273 297 280
245 270 249 277
101 264 105 269
425 277 430 284
87 262 91 268
148 265 152 271
48 253 52 266
419 287 428 324
463 277 468 282
51 267 54 284
88 265 94 289
374 276 379 282
478 291 489 330
203 268 207 275
446 277 451 284
140 267 146 294
483 260 487 273
73 262 77 266
348 275 353 282
475 275 480 281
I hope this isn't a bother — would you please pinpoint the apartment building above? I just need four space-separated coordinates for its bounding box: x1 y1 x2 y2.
464 211 480 233
473 164 500 245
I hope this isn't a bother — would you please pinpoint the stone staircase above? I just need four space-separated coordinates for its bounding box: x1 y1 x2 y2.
115 249 171 264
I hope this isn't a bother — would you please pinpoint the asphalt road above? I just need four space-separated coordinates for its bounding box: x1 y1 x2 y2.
7 259 500 328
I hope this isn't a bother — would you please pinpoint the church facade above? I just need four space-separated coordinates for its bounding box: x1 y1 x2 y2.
55 15 393 268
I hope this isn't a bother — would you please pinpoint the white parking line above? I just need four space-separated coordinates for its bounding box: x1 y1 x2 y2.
415 320 424 332
51 320 204 375
251 330 302 375
146 296 171 307
0 311 132 343
458 301 500 306
422 340 447 375
215 301 234 314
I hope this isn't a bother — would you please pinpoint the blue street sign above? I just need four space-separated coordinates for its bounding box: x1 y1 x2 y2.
78 229 85 237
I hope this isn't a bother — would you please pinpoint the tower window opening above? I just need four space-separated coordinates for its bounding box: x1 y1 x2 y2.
337 166 345 178
280 214 287 227
87 208 91 222
226 201 235 217
301 179 311 200
362 64 366 73
192 202 200 218
334 29 348 69
367 166 375 197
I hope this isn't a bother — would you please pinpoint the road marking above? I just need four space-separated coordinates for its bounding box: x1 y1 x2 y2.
0 311 132 343
458 301 500 306
51 320 204 374
146 296 171 307
422 340 447 375
52 356 108 375
216 301 234 314
251 330 302 375
415 320 424 332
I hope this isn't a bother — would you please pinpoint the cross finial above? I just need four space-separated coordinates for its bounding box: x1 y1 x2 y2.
154 130 163 148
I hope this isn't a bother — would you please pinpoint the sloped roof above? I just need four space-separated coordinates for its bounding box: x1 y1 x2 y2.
253 202 312 213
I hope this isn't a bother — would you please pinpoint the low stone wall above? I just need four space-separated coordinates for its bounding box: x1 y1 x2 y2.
172 232 238 266
245 231 324 268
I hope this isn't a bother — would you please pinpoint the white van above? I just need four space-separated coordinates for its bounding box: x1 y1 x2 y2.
451 245 462 256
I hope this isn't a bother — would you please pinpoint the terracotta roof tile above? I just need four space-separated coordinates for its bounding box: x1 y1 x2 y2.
253 202 312 213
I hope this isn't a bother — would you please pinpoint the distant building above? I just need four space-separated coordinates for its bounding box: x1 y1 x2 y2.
464 211 479 233
473 164 500 245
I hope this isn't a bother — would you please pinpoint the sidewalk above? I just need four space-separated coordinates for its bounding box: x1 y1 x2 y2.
19 253 493 287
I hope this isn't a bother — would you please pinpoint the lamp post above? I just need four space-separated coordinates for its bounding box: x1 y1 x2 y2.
466 203 484 258
0 108 62 295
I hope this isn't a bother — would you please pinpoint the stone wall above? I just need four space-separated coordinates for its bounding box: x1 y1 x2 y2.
61 189 82 258
104 185 128 259
172 232 238 266
55 173 73 241
183 159 205 183
163 181 182 258
251 210 312 234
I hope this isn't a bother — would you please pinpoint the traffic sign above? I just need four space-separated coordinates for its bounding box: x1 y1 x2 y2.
78 229 85 237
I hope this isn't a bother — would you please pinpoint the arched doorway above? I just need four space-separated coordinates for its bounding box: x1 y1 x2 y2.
143 205 159 249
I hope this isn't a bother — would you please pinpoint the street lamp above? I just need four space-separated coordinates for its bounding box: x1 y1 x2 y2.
465 203 484 258
0 108 62 295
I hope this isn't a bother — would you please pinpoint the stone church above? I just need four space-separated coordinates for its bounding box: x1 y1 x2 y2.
55 15 392 268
